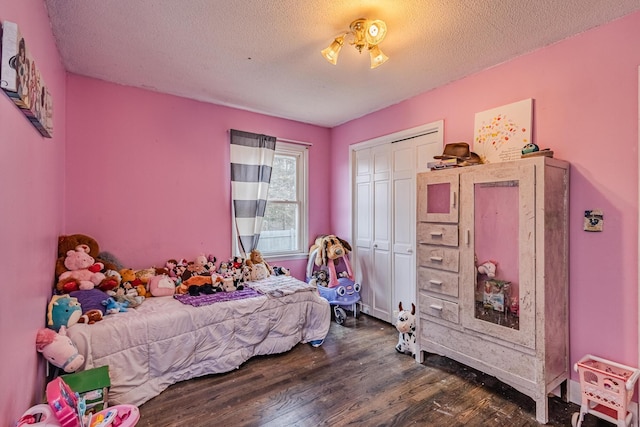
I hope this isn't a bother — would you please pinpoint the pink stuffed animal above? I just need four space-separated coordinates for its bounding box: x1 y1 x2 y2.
36 326 84 373
57 246 106 290
477 260 497 278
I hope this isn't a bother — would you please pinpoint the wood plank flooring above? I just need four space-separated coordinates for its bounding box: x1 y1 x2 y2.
138 314 608 426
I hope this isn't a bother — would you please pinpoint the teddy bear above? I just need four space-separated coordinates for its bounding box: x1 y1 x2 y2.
245 249 273 281
55 234 116 280
57 247 107 291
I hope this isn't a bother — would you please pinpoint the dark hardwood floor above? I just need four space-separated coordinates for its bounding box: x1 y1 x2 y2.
138 314 608 426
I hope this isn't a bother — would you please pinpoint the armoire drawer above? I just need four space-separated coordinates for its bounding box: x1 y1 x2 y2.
417 244 459 272
417 267 459 297
419 294 459 324
417 222 458 247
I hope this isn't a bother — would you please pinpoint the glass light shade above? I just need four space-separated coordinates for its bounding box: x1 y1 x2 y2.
366 20 387 45
369 45 389 69
321 37 344 65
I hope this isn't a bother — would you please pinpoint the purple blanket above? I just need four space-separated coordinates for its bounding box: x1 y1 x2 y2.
174 288 262 307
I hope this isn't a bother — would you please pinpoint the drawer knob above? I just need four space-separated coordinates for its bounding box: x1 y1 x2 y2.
429 256 443 262
430 304 443 311
429 280 443 286
430 231 443 237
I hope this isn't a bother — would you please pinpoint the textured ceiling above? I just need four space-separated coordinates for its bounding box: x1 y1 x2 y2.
44 0 640 127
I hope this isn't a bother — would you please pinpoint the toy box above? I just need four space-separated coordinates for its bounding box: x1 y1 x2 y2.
482 279 511 312
61 366 110 413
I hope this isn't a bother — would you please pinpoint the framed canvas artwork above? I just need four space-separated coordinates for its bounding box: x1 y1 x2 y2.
473 99 532 163
1 20 53 137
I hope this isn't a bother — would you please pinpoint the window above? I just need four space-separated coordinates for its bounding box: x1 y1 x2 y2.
256 141 308 258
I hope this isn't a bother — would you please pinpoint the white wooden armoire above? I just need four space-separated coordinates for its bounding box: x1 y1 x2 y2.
416 156 570 424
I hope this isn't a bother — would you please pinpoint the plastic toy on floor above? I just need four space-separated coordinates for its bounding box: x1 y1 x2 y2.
18 376 139 427
395 302 416 357
306 243 361 325
572 354 640 427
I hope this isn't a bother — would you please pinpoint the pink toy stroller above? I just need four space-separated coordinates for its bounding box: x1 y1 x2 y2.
306 247 361 325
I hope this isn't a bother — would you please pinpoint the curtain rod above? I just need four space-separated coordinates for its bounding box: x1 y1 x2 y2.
277 137 313 147
227 129 312 147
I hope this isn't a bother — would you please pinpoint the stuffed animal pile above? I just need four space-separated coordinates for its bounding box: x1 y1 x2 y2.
48 234 296 323
309 234 355 287
41 233 304 372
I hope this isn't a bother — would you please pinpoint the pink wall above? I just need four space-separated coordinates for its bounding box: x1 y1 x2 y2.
0 1 67 425
331 12 640 376
3 4 640 423
65 75 332 279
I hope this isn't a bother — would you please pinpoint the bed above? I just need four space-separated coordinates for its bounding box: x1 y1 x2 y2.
66 275 331 406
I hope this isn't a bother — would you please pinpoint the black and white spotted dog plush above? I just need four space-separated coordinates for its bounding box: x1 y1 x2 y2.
395 302 416 356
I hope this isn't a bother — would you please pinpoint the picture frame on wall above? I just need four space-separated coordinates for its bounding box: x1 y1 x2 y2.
1 20 53 138
473 98 532 163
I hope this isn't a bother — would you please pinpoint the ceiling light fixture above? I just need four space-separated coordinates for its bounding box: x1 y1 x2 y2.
321 18 389 69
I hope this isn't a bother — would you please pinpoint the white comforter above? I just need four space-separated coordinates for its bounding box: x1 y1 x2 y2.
66 277 330 406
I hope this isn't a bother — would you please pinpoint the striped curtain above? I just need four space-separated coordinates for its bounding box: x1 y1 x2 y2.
230 129 276 256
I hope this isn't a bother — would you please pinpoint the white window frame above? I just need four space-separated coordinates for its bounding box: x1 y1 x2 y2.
232 140 308 261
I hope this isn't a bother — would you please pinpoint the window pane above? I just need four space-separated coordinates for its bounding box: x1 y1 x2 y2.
268 155 297 201
257 202 299 252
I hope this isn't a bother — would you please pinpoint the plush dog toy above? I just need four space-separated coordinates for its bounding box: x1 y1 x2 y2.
309 235 354 287
395 302 416 357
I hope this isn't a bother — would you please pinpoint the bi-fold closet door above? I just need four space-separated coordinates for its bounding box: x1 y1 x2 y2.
353 125 442 322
